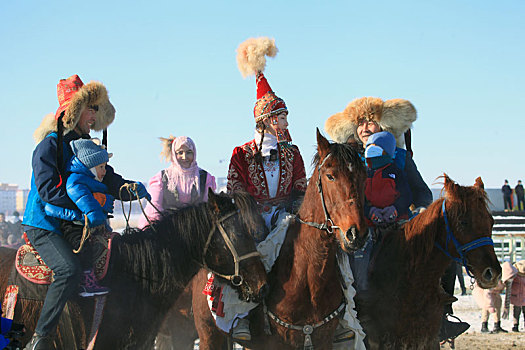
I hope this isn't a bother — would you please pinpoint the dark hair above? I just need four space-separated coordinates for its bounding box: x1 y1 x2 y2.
255 120 266 163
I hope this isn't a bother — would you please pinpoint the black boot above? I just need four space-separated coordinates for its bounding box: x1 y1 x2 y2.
23 333 55 350
512 324 519 332
439 314 470 341
481 321 489 333
492 321 507 333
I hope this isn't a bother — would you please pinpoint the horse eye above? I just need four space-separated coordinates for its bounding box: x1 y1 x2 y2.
326 174 335 181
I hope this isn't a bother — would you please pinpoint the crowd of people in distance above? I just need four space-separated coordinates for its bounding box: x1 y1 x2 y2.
0 212 24 248
502 179 525 212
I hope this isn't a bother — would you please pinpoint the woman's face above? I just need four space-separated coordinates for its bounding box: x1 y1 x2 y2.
175 144 195 169
265 112 289 135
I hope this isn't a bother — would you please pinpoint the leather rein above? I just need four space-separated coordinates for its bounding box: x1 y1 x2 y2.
201 210 261 286
295 153 350 245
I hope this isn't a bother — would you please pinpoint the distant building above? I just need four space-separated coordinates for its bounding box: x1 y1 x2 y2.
0 183 28 215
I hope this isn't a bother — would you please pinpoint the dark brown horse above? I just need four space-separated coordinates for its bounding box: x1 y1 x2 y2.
0 191 268 349
358 175 501 349
164 130 368 350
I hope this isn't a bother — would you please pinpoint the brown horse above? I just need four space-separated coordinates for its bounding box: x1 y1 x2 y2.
0 191 268 349
358 175 501 349
163 130 368 350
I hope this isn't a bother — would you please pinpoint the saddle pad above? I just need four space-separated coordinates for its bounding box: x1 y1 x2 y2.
15 231 117 286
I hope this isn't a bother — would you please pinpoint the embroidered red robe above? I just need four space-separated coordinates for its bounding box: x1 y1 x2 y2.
227 140 307 206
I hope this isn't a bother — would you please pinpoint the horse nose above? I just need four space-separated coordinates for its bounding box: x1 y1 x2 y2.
482 267 499 284
258 283 269 299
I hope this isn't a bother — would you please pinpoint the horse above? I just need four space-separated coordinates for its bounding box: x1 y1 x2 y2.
358 175 501 349
0 191 269 349
163 130 369 350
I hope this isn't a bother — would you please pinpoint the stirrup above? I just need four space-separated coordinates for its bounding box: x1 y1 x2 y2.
333 323 355 343
232 318 251 341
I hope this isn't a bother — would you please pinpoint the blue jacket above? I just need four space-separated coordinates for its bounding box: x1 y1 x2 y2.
45 156 114 227
23 131 134 234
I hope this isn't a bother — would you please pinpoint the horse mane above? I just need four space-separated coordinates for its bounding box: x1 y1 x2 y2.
112 192 261 296
312 142 364 173
403 179 490 270
114 202 213 295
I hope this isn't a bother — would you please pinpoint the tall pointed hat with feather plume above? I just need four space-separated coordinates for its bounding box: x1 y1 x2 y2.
325 97 417 153
236 37 291 143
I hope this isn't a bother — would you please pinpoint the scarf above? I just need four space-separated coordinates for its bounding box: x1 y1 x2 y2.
254 131 278 157
164 136 200 203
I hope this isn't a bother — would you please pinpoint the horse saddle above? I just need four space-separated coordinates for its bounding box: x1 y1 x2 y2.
15 232 116 285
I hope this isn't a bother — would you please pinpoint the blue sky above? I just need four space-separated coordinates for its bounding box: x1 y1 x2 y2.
1 0 524 189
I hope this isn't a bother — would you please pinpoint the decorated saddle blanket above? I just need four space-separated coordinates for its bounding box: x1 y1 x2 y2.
15 231 116 285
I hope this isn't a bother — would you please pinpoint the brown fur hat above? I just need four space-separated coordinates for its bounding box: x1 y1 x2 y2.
325 97 417 148
33 77 115 144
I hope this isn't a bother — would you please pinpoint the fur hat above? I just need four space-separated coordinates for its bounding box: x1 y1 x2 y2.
515 260 525 276
236 37 287 123
33 75 115 143
324 97 417 148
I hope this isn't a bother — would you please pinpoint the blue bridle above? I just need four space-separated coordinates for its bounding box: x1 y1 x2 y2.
434 199 494 278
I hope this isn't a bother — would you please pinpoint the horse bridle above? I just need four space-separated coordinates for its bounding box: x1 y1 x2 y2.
434 199 494 278
201 210 261 286
296 154 352 245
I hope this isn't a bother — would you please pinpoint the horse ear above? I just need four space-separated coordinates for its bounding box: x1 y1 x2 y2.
207 190 220 213
443 173 457 198
474 177 484 189
316 128 330 158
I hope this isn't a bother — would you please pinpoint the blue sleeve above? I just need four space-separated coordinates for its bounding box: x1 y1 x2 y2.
66 174 107 227
393 168 413 217
102 165 135 200
404 154 432 208
44 203 83 221
32 135 77 210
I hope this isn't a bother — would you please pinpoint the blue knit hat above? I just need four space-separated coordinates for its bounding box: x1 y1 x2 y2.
70 139 110 169
365 131 396 159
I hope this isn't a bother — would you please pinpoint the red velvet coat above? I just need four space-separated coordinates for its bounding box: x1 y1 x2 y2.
227 140 307 206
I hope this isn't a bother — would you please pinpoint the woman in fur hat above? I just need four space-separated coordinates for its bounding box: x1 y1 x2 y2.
138 135 216 228
22 75 151 350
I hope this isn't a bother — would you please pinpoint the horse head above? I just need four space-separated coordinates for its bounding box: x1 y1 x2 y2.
204 191 269 302
440 174 501 288
302 129 368 252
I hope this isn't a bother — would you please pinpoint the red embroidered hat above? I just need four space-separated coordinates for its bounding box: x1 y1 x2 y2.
53 74 115 131
55 74 84 120
236 37 288 123
253 72 287 123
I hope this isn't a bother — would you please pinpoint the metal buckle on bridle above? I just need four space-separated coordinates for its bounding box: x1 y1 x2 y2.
201 210 261 287
325 218 335 234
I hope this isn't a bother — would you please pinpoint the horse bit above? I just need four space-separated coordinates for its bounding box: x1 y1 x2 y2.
434 199 494 278
201 210 261 286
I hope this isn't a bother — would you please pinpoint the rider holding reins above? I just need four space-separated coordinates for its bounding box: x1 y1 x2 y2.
22 75 150 350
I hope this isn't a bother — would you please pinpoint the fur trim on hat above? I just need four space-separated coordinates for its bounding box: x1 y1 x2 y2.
236 37 278 78
33 113 58 144
324 112 354 144
159 135 176 162
380 99 417 148
63 81 115 131
324 96 417 148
